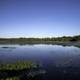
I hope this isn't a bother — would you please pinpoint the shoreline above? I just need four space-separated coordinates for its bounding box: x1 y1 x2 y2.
0 41 80 48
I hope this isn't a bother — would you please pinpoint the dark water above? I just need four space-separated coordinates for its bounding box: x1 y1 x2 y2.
0 44 80 80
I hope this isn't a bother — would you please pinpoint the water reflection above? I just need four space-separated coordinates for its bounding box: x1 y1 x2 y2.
0 44 80 65
0 44 80 80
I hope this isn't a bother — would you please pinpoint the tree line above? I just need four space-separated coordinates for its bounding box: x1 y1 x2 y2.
0 35 80 44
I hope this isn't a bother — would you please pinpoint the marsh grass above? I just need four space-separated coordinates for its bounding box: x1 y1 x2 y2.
0 61 37 70
0 61 41 80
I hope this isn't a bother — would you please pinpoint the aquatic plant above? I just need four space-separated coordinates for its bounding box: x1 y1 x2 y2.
0 61 37 70
0 61 46 80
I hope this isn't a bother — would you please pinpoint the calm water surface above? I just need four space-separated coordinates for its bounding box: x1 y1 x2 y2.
0 44 80 80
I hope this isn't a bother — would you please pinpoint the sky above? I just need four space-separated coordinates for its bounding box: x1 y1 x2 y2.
0 0 80 38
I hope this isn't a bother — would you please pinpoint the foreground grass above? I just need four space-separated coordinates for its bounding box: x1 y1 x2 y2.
0 61 45 80
1 77 19 80
0 61 37 70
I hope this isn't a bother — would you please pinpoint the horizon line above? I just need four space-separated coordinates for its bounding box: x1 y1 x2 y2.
0 35 80 39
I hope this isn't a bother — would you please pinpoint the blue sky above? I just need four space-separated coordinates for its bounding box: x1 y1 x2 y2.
0 0 80 38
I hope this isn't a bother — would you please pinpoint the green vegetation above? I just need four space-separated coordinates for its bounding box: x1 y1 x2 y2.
0 35 80 44
0 35 80 47
0 61 37 70
1 77 19 80
0 61 45 80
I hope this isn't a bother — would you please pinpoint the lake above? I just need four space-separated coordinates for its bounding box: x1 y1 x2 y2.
0 44 80 80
